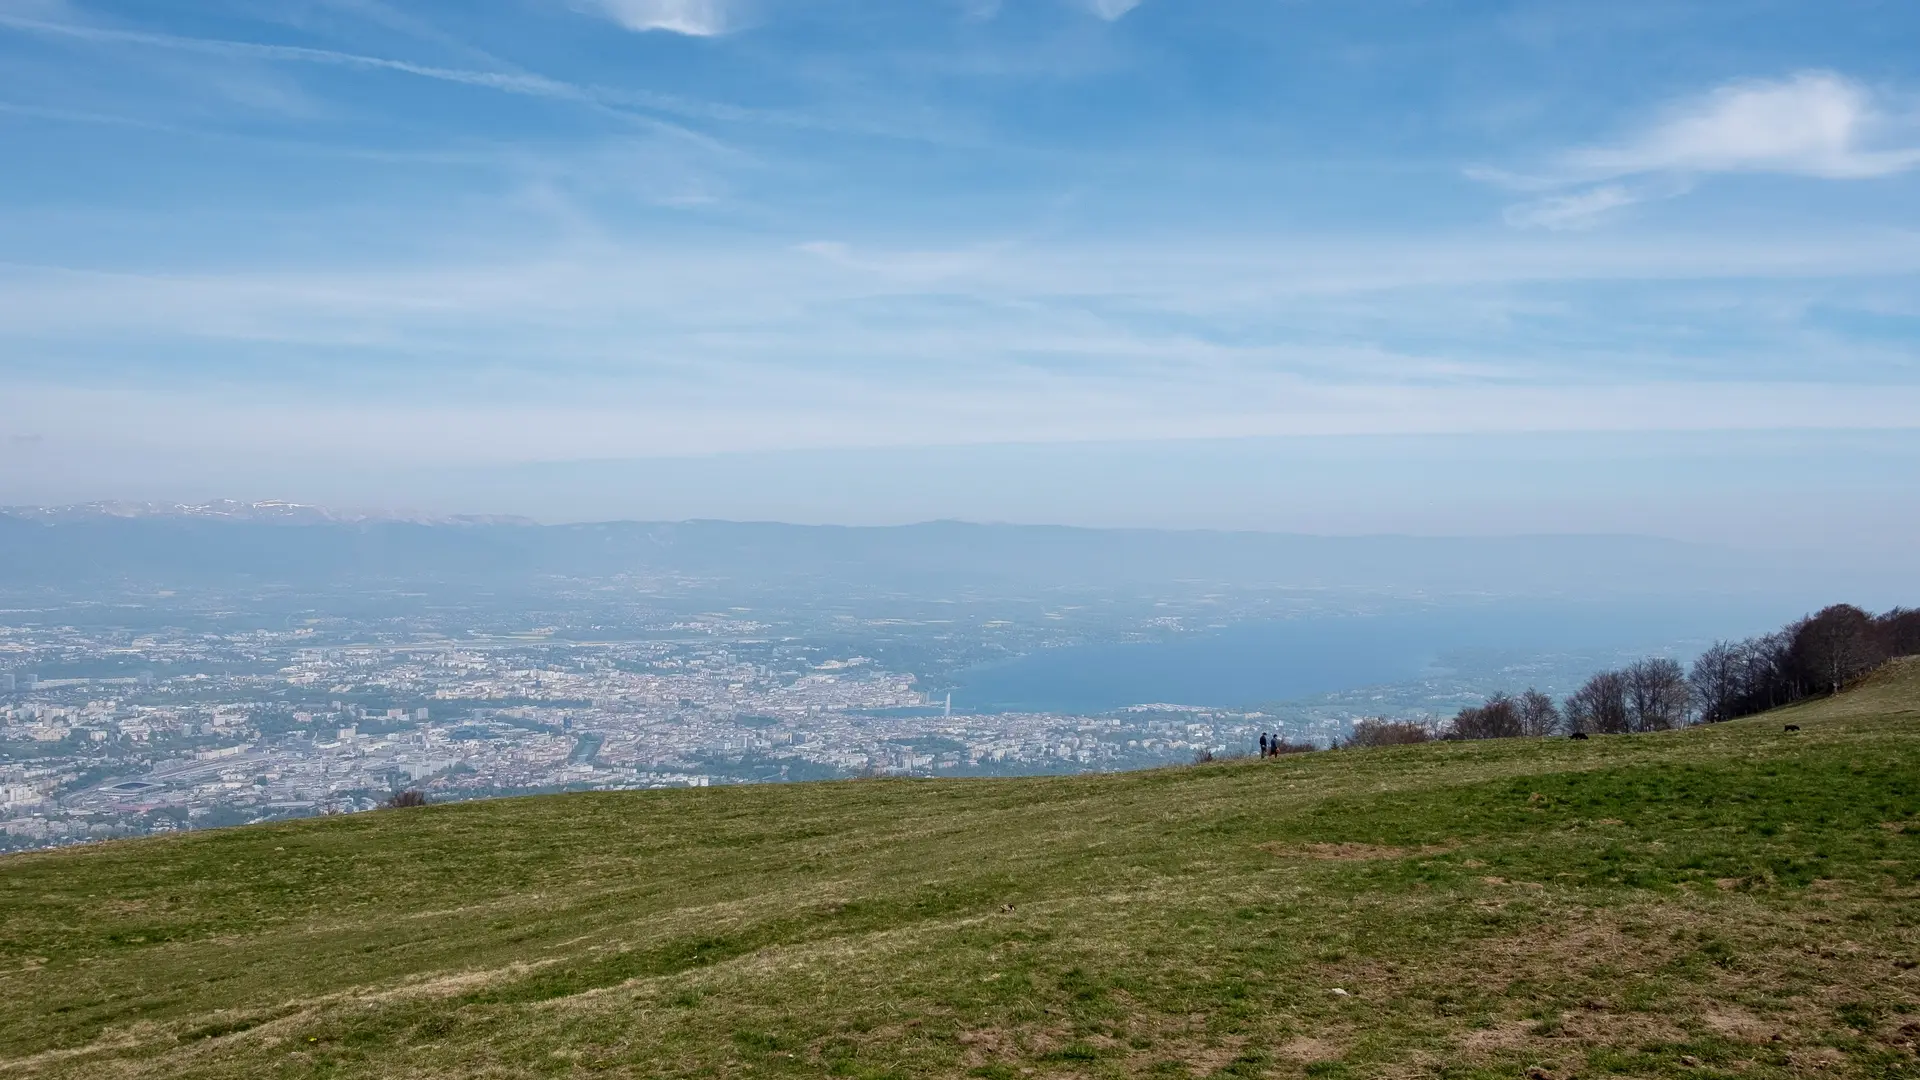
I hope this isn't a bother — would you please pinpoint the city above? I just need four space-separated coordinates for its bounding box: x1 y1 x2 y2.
0 623 1302 849
0 507 1770 851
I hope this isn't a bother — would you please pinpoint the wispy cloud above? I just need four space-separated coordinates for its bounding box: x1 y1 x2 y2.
1571 71 1920 181
7 222 1920 490
1083 0 1145 22
1484 72 1920 229
12 373 1920 481
303 0 514 68
0 12 737 147
579 0 734 36
1499 175 1697 231
0 99 195 132
0 10 971 148
0 13 591 100
1502 184 1644 231
8 231 1920 384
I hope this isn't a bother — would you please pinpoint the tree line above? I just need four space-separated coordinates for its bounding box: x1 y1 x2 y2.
1349 604 1918 747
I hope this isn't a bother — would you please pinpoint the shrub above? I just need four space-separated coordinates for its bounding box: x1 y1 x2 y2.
384 789 428 809
1345 719 1431 748
1447 693 1523 741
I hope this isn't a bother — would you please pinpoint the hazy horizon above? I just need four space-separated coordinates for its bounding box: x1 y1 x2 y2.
10 428 1917 571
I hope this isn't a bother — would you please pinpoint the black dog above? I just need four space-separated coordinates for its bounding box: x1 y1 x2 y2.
1570 731 1590 740
1784 724 1800 732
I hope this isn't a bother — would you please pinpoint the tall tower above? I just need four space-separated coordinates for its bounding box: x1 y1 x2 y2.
945 692 953 717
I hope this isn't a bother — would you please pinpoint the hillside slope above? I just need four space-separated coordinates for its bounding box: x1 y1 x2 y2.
2 663 1917 1079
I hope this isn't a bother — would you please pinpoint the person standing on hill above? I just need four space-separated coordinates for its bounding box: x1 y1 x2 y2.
1259 733 1270 758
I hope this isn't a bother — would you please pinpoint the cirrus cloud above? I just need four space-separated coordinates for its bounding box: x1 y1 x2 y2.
580 0 733 36
1501 184 1643 231
1083 0 1144 21
1489 71 1920 230
1570 71 1920 181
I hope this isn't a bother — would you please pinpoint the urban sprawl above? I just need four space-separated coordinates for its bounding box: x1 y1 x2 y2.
1 625 1308 850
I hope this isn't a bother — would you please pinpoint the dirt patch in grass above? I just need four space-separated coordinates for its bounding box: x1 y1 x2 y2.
1788 1045 1848 1069
1479 876 1545 888
1452 1020 1535 1054
1702 1006 1778 1044
1886 1019 1920 1054
1273 1034 1343 1063
1127 1033 1250 1078
956 1027 1025 1067
1552 1009 1691 1047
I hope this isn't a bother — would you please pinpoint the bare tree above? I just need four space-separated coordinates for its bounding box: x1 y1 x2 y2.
1791 604 1881 695
1448 692 1524 740
1562 605 1914 734
1625 657 1690 731
1689 641 1743 724
1880 607 1920 658
1517 688 1561 736
1349 603 1909 748
1736 631 1795 712
1565 670 1630 735
383 789 428 809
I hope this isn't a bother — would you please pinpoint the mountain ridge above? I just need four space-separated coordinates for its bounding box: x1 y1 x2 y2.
0 506 1761 597
0 500 539 528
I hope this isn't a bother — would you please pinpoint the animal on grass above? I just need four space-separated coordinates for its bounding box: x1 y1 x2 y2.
1570 732 1590 741
1783 724 1800 732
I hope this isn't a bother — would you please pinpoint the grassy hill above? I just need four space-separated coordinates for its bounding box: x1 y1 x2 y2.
2 664 1918 1079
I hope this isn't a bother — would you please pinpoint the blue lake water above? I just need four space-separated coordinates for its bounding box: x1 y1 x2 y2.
951 599 1792 712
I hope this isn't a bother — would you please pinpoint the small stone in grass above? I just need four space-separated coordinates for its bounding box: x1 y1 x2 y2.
1330 988 1350 997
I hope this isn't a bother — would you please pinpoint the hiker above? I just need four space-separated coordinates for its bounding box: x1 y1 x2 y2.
1259 732 1270 757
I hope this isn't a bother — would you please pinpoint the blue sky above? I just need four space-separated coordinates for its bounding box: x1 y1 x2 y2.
1 0 1918 544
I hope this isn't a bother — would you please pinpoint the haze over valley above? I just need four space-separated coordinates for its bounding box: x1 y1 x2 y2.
0 501 1892 848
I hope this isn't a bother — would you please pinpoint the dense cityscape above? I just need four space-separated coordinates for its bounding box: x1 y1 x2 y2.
0 504 1751 852
0 622 1315 850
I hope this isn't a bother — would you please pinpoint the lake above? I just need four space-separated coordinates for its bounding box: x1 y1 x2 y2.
951 598 1793 712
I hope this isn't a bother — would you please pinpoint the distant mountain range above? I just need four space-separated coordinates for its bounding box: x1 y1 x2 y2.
1 500 537 527
0 500 1800 600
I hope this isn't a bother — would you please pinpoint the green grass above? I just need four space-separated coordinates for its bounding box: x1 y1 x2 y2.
3 662 1918 1079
